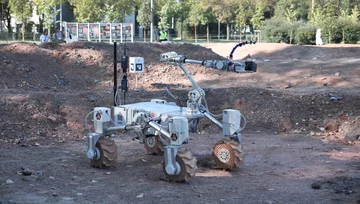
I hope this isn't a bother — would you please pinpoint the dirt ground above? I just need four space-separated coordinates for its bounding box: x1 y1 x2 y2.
0 41 359 203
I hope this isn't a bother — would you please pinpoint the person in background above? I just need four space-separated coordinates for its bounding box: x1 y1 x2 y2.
159 29 167 42
53 27 64 42
39 31 49 44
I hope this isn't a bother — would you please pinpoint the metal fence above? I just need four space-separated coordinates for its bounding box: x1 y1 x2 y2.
0 31 262 44
0 32 41 43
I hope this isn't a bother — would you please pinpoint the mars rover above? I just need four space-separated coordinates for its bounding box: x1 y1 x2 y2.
85 42 257 182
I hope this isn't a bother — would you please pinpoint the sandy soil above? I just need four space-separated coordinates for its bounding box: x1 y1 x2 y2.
0 41 359 203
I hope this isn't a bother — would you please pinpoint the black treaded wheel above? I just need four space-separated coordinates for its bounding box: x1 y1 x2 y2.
163 150 197 182
91 137 117 168
212 139 244 170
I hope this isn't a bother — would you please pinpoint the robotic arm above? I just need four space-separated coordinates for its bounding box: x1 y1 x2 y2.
160 51 257 73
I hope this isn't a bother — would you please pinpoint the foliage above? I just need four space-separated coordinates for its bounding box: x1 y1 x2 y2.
68 0 102 22
342 21 360 43
137 0 151 28
0 0 12 32
8 0 33 40
33 0 61 33
102 0 136 23
350 5 359 22
211 0 236 24
295 23 317 45
158 0 180 29
337 18 360 43
274 0 308 21
251 3 265 29
262 18 292 43
68 0 135 22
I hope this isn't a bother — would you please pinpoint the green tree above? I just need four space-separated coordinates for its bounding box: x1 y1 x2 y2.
199 0 216 43
102 0 136 23
251 3 265 30
158 0 180 30
33 0 61 35
68 0 103 22
187 0 202 43
0 0 12 33
137 0 151 42
176 0 191 40
274 0 308 21
8 0 33 41
211 0 236 41
350 5 359 22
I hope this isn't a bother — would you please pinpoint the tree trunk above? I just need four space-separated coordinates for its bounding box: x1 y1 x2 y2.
239 24 242 42
0 4 3 33
194 24 197 43
342 29 345 43
206 23 209 43
226 23 230 41
180 15 183 40
6 16 11 33
290 30 292 44
144 28 146 42
22 23 25 41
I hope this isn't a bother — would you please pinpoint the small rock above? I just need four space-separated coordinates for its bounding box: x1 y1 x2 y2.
136 193 144 198
335 72 340 76
91 180 97 183
347 141 354 145
329 96 342 101
12 138 21 144
105 172 111 175
76 193 83 196
220 199 226 201
52 193 58 197
94 79 100 83
345 134 360 141
61 197 73 201
311 182 321 189
279 116 293 133
321 139 329 144
34 143 40 146
264 59 271 62
6 179 14 184
323 83 328 86
313 57 317 60
49 176 55 180
22 168 33 176
88 96 96 102
47 116 57 122
52 59 57 63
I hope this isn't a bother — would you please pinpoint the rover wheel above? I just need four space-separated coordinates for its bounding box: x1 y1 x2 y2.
163 150 197 182
91 137 117 168
212 139 244 170
144 135 163 154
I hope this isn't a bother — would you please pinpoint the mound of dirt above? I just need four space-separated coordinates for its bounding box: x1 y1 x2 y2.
0 42 359 145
